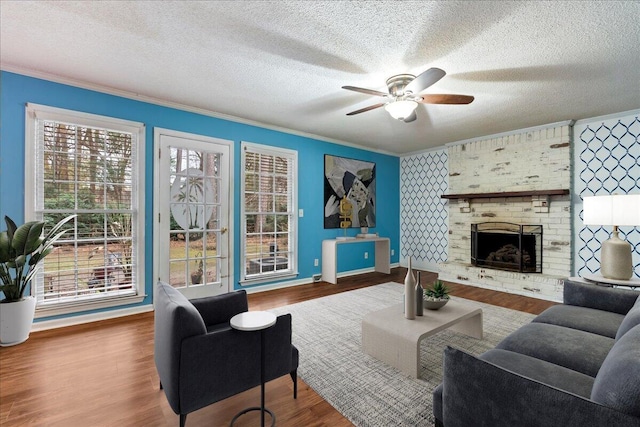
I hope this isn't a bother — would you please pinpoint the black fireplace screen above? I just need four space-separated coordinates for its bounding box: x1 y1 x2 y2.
471 222 543 273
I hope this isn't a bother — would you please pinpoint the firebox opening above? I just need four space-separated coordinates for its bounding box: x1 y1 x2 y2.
471 222 543 273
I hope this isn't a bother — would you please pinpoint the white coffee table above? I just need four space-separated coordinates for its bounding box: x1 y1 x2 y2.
362 299 483 378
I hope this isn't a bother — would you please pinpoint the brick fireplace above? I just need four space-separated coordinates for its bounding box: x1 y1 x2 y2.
438 122 572 301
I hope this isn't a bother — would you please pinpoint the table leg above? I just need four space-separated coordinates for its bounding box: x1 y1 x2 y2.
449 312 484 339
229 328 275 427
260 328 265 427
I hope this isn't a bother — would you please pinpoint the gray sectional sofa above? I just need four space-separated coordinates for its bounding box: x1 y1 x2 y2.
433 279 640 427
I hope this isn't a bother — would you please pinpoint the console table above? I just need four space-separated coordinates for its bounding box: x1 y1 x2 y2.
322 237 390 284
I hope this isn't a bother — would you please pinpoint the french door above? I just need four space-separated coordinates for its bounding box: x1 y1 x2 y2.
154 129 232 298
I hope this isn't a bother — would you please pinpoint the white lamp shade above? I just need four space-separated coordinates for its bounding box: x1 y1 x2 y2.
583 194 640 226
385 100 418 120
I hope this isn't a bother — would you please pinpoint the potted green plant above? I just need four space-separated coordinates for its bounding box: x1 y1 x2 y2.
424 279 450 310
0 215 75 346
190 252 204 285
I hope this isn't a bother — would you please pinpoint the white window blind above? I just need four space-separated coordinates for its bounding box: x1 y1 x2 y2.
241 142 297 283
26 104 145 314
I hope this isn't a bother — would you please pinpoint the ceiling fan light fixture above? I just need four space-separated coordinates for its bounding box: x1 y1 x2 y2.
385 100 418 120
343 67 471 120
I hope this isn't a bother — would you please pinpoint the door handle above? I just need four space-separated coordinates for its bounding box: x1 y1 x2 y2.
220 227 228 234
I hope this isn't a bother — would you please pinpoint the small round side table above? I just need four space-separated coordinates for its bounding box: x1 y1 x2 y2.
229 311 277 427
575 274 640 290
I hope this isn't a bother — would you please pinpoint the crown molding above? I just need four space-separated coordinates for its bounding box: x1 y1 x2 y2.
444 120 575 148
573 108 640 126
1 65 399 157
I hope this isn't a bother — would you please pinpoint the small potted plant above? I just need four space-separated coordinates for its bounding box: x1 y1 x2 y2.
0 215 75 346
190 252 204 285
424 279 450 310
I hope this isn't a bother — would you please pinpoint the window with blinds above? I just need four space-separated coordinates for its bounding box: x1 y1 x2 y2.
25 104 145 314
241 142 298 283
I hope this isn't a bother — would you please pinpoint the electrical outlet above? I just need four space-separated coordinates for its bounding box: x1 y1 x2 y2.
364 252 368 259
391 249 395 256
314 258 319 267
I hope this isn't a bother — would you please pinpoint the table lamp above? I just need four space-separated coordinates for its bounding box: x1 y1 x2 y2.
582 194 640 280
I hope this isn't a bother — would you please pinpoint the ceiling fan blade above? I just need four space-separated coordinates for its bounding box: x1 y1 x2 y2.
418 94 475 104
403 111 417 123
342 86 389 97
346 103 386 116
404 67 446 94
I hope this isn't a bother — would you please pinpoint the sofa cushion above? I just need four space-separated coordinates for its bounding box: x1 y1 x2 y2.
479 349 595 398
591 324 640 417
615 295 640 340
533 305 624 338
563 280 640 314
495 322 614 377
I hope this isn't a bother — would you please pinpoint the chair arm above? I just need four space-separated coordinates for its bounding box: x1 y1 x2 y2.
263 314 295 381
191 290 249 326
178 314 295 415
563 280 639 315
441 346 639 427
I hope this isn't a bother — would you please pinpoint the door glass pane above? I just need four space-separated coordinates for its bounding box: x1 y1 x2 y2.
170 261 186 287
205 258 218 284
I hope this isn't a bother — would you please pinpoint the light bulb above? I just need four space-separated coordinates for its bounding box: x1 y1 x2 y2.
384 100 418 120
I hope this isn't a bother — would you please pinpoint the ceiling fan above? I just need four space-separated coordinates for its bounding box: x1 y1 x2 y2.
342 67 474 123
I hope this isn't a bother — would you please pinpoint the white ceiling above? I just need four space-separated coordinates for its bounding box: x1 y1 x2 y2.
1 1 639 155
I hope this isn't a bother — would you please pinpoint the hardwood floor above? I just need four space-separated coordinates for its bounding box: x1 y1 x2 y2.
0 269 556 427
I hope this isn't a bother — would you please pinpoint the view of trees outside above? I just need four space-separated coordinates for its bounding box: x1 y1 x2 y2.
168 147 222 287
243 151 292 277
38 123 293 297
39 121 136 302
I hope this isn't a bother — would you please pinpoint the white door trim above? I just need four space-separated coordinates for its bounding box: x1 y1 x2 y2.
153 127 234 300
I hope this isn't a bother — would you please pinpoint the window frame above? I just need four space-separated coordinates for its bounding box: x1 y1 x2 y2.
25 103 146 317
240 141 298 285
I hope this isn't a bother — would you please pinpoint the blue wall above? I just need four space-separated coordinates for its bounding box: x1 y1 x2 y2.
0 71 400 321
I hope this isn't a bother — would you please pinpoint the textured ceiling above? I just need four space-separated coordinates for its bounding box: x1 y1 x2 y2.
1 1 639 155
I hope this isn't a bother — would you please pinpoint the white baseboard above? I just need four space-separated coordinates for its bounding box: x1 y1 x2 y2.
31 264 402 331
245 263 400 293
337 263 400 279
243 276 315 294
31 304 154 332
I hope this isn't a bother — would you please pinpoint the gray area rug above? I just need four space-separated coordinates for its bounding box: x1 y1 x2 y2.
270 282 536 426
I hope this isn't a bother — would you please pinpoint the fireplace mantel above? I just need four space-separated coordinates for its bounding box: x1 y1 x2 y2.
441 189 569 200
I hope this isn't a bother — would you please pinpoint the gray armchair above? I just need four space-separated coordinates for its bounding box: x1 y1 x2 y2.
154 281 299 427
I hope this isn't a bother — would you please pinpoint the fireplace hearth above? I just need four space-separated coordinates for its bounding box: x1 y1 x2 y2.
471 222 543 273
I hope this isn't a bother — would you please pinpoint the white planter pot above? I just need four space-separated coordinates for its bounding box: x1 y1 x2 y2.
0 296 37 347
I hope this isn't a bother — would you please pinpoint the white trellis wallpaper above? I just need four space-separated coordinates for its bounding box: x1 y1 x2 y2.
400 149 449 270
574 110 640 278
